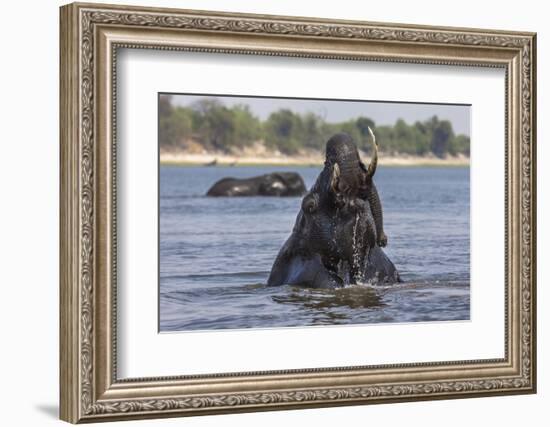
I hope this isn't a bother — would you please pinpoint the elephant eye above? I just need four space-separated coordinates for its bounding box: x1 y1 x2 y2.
301 193 319 214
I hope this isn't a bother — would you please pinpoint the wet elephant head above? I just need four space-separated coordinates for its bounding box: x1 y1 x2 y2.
316 129 387 247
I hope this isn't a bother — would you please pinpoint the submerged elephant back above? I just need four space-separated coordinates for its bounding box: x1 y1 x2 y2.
206 172 306 197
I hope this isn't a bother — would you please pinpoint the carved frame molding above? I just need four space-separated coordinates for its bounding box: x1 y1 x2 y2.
60 2 536 423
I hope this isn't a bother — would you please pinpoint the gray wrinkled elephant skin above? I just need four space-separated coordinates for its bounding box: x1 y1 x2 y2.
267 131 400 289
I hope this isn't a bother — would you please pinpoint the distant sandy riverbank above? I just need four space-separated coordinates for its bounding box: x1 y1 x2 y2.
160 151 470 167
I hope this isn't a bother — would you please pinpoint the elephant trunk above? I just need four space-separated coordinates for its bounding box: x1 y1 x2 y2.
325 133 363 195
325 130 378 195
366 182 386 247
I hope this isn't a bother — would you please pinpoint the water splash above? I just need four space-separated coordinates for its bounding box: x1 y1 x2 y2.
351 210 365 284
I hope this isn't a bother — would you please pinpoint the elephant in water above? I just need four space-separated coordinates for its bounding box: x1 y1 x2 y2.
206 172 306 197
267 129 400 289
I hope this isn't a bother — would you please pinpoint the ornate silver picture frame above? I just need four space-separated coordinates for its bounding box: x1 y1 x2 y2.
60 2 536 423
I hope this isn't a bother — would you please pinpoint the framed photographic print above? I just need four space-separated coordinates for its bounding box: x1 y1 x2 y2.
59 2 537 423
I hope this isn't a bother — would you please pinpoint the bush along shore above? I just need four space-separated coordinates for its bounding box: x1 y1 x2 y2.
159 95 470 166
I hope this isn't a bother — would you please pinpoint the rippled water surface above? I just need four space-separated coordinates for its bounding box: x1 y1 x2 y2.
160 165 470 332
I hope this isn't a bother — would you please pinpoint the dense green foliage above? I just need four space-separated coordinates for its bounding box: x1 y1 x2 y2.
159 95 470 157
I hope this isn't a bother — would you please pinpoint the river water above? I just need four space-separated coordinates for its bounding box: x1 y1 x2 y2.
159 165 470 332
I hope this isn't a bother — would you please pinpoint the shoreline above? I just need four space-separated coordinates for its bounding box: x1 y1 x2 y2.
160 152 470 167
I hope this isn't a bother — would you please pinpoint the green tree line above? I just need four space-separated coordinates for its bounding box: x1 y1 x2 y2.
159 95 470 157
